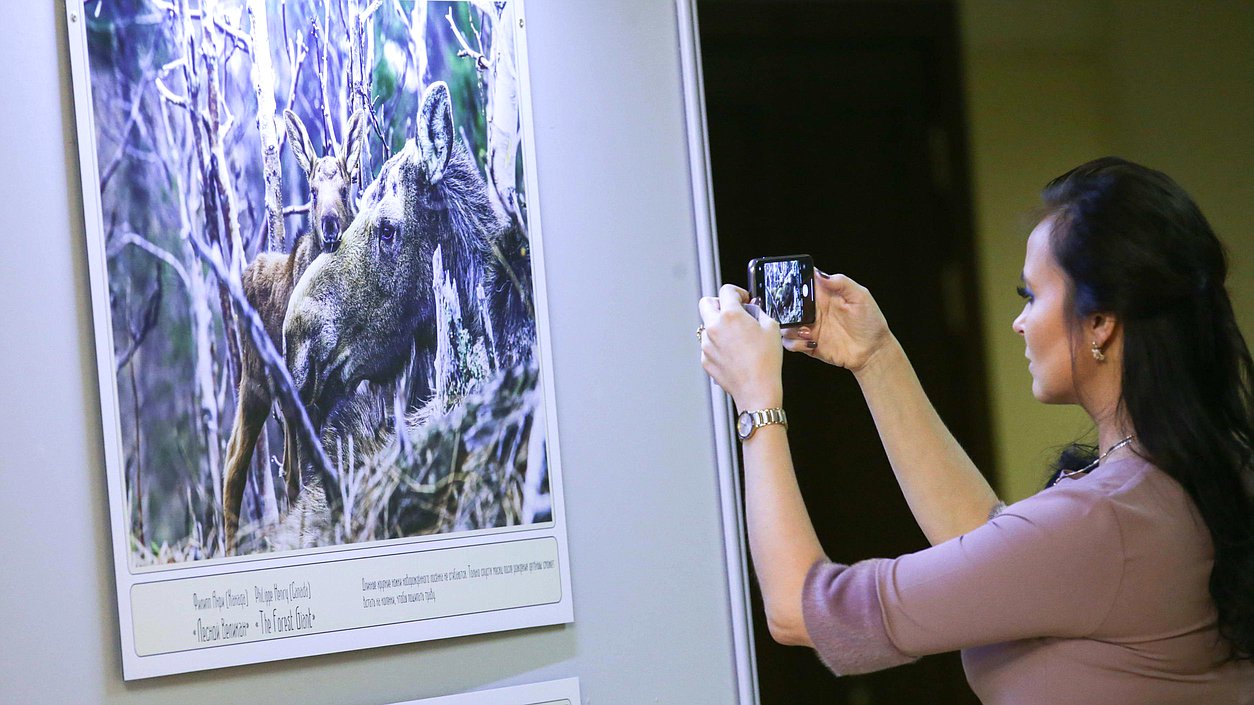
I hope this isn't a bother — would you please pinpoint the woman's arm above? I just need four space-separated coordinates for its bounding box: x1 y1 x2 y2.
783 274 999 545
853 335 1000 544
699 285 824 645
806 487 1125 675
741 424 824 646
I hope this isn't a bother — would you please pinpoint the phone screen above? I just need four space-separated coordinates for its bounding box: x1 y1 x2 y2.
749 255 816 327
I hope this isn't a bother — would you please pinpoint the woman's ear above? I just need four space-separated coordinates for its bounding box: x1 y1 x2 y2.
1088 312 1119 349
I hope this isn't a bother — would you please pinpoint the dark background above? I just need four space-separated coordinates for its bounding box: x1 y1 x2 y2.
699 1 993 702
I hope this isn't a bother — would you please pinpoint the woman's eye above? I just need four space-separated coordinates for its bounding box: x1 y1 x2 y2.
1016 286 1033 302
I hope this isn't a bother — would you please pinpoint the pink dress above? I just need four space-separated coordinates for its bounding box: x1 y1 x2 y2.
802 456 1254 704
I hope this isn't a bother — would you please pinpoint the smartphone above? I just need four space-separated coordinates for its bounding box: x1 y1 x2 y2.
748 254 816 328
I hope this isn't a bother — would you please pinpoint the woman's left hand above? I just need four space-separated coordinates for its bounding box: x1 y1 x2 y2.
698 284 784 411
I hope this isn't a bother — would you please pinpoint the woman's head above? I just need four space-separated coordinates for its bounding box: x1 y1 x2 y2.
1038 158 1248 436
1012 215 1115 407
1034 156 1254 659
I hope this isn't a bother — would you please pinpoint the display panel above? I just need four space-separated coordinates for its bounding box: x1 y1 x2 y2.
762 260 803 324
66 0 570 679
388 678 581 705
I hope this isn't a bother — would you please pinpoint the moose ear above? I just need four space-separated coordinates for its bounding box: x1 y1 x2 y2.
341 109 368 184
284 109 317 178
418 81 454 185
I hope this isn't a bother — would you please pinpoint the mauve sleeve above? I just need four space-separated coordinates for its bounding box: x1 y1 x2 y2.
802 485 1125 674
803 559 918 675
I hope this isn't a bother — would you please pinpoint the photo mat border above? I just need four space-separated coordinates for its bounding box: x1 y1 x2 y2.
64 0 572 680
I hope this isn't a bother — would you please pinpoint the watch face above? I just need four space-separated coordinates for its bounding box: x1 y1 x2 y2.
737 411 754 439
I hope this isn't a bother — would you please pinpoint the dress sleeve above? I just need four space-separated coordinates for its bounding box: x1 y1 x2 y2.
802 485 1125 675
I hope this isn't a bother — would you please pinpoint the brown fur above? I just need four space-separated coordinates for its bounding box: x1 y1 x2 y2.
222 109 367 554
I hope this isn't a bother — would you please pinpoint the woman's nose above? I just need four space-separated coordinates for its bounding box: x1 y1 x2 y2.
1012 311 1026 336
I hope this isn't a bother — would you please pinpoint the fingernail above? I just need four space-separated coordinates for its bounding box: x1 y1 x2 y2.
798 327 812 338
807 341 818 349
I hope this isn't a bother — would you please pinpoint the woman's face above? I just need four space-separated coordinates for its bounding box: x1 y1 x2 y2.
1013 218 1082 404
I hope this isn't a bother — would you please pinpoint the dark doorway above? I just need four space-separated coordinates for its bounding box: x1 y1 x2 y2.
698 2 993 703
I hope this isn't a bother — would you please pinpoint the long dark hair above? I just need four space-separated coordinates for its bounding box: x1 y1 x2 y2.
1041 157 1254 660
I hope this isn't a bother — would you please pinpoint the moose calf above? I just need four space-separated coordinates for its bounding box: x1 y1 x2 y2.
222 108 367 553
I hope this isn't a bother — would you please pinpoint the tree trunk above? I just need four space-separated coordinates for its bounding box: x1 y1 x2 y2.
486 2 521 225
249 0 286 253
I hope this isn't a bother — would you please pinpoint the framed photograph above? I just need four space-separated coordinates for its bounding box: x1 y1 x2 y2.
66 0 570 679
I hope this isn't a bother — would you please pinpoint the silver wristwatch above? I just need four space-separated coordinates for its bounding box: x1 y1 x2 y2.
736 408 787 441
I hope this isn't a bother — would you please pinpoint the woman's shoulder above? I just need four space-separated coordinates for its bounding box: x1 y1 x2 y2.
1010 455 1208 549
1045 455 1192 508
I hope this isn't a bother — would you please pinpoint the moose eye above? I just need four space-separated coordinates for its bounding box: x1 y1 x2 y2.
378 221 398 243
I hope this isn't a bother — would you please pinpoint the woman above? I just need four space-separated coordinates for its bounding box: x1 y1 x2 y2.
697 157 1254 703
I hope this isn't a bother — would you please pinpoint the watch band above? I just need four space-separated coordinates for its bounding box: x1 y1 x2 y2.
738 407 788 440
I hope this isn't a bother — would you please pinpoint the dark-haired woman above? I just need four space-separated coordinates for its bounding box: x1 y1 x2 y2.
697 157 1254 703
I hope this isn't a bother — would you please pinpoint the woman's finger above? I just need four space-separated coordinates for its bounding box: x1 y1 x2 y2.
781 326 812 341
719 283 748 314
698 296 721 324
817 272 860 300
782 337 817 355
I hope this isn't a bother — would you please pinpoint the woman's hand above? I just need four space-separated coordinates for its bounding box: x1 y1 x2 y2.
782 272 893 373
698 284 784 411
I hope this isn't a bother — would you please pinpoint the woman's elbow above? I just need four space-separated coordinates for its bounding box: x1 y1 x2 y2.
765 611 813 647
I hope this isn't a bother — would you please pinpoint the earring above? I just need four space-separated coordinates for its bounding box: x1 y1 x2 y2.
1091 341 1106 362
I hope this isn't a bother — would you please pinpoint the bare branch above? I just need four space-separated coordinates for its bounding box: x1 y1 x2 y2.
156 33 226 525
277 32 310 155
446 8 490 71
390 0 427 98
283 201 311 216
213 15 253 54
281 0 292 64
155 58 191 111
198 13 246 389
115 272 162 374
248 0 286 252
155 77 190 107
100 77 151 193
111 231 192 290
466 0 500 19
152 0 203 20
184 226 341 509
312 15 337 154
469 10 485 56
365 95 391 160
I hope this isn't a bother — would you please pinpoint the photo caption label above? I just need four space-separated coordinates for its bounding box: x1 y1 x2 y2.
132 538 560 656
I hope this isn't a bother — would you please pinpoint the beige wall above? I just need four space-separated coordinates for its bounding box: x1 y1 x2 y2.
960 0 1254 501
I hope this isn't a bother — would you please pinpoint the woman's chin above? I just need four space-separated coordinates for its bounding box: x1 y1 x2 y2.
1030 382 1045 402
1029 381 1069 405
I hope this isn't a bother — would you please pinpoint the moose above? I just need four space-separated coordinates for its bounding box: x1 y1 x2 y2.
222 108 368 553
282 81 534 484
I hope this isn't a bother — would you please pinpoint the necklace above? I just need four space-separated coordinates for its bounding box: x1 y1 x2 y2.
1053 435 1136 485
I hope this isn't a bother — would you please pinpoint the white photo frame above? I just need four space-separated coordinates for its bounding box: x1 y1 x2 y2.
65 0 571 680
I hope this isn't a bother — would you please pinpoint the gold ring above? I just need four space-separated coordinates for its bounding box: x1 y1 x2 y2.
696 325 705 341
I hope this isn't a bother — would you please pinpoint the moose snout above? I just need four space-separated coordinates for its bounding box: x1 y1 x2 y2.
321 214 342 251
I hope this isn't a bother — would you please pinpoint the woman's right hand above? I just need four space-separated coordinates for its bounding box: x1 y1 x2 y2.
782 272 893 373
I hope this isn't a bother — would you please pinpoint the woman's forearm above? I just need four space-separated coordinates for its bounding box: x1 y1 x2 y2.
853 336 1000 545
741 424 825 646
